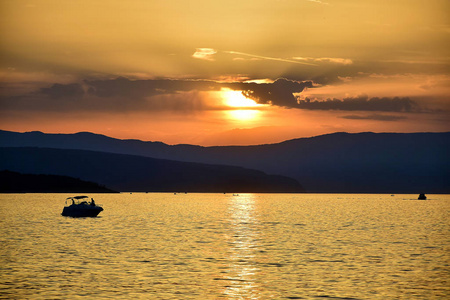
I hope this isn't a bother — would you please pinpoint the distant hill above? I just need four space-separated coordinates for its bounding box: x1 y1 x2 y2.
0 170 117 193
1 130 449 193
0 147 304 193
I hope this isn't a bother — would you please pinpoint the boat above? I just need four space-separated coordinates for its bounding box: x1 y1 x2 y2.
62 195 103 217
418 193 427 200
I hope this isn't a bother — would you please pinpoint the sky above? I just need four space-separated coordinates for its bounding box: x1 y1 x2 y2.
1 0 449 145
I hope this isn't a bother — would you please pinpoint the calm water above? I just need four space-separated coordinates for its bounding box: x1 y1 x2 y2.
0 193 449 299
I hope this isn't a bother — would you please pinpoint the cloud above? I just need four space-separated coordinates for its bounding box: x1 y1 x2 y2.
293 57 353 65
299 73 450 112
3 77 430 114
235 78 313 107
341 114 408 121
297 95 418 112
192 48 217 61
40 83 84 99
3 77 313 112
307 0 329 5
85 77 167 99
84 77 224 98
225 51 318 66
85 77 314 110
0 78 218 113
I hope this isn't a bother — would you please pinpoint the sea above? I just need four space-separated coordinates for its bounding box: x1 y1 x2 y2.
0 193 449 299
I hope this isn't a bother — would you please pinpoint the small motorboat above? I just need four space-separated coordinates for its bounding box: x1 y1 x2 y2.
62 195 103 217
418 193 427 200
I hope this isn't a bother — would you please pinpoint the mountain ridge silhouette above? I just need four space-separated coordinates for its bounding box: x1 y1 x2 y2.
1 130 449 193
0 147 304 193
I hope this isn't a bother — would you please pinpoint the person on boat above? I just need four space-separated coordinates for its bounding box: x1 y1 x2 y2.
91 198 96 206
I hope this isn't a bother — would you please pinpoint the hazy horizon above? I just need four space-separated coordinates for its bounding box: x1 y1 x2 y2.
4 128 450 147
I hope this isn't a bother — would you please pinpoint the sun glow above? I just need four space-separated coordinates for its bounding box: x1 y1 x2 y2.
222 89 262 121
223 89 259 108
228 109 260 121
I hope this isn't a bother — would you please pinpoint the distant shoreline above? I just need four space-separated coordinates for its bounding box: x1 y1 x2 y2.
1 191 448 196
0 170 118 193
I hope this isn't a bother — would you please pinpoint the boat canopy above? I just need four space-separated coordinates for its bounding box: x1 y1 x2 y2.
67 195 89 200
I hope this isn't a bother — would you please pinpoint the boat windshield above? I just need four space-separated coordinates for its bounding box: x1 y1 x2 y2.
65 196 95 206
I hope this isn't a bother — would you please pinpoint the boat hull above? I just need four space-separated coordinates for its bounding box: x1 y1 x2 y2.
62 205 103 217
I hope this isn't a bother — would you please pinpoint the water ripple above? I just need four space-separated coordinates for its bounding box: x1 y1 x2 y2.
0 193 449 299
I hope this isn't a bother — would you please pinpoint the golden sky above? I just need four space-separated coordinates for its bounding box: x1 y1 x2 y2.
1 0 449 145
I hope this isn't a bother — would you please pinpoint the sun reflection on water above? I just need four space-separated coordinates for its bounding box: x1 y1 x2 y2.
222 194 261 299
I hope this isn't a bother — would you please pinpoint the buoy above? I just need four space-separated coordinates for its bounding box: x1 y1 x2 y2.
418 193 427 200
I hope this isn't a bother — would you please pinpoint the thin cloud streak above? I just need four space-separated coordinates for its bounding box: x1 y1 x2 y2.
192 48 318 66
341 114 408 121
224 51 318 66
293 57 353 65
307 0 330 5
297 96 418 112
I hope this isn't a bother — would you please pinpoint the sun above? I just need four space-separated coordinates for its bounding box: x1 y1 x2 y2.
223 89 259 108
221 89 262 121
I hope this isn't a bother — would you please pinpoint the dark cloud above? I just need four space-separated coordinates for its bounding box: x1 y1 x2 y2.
85 77 222 99
236 78 313 107
297 95 418 112
26 77 224 112
84 77 314 108
340 114 408 121
4 77 422 114
30 77 313 111
40 83 84 99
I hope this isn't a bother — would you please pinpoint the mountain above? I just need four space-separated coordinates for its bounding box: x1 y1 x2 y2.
0 147 304 193
198 126 304 146
0 170 117 193
1 130 449 193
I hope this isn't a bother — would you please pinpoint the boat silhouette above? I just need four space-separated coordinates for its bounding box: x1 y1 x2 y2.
62 195 103 217
418 193 427 200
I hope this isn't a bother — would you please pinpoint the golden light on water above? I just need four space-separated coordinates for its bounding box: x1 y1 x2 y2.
2 193 449 298
224 194 260 298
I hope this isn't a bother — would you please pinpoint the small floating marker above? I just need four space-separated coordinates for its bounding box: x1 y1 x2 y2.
418 193 427 200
